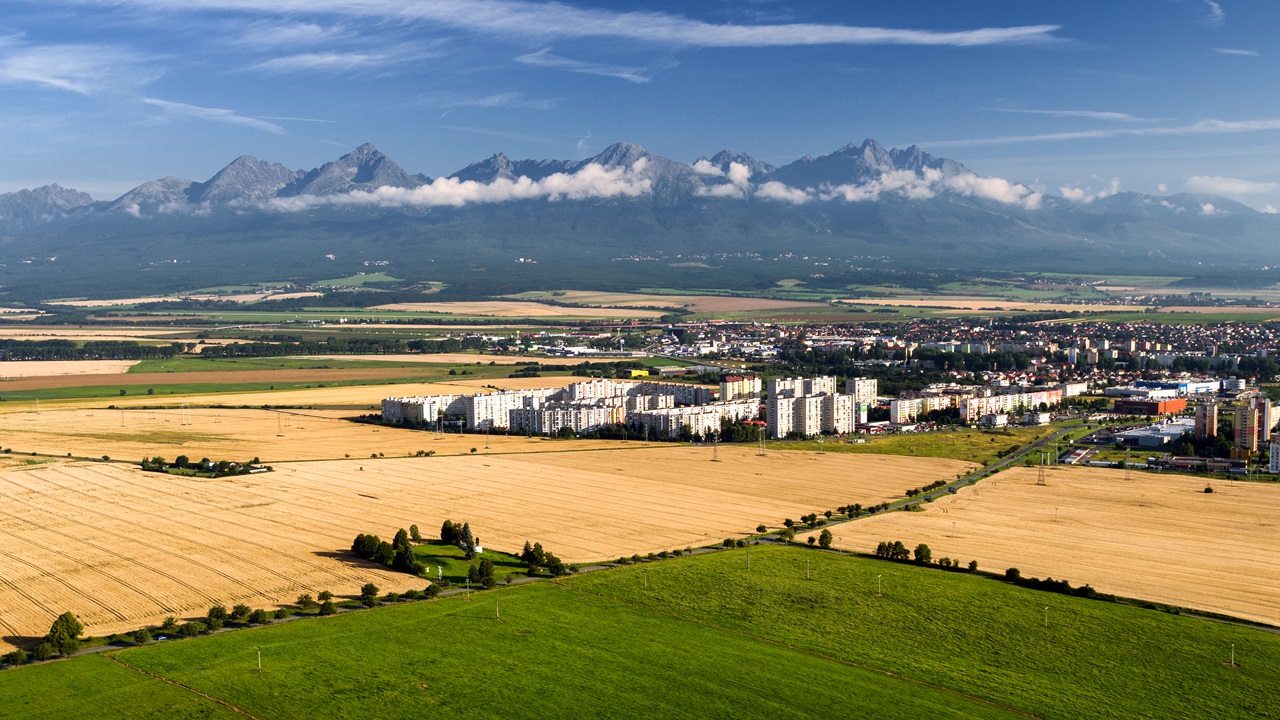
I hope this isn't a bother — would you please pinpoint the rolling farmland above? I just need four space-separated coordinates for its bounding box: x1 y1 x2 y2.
0 448 971 650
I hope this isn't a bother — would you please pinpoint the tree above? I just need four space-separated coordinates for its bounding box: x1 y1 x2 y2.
31 642 56 661
756 524 767 533
890 541 910 561
394 544 423 575
818 529 833 549
318 600 337 615
968 560 979 572
207 605 228 623
230 604 251 622
296 594 316 611
914 544 932 564
460 522 476 559
393 528 411 551
440 519 459 545
475 558 496 588
174 455 189 468
4 649 29 665
317 590 333 602
778 527 795 542
132 628 152 645
46 612 83 656
361 582 380 607
248 609 270 625
409 524 422 543
374 541 395 566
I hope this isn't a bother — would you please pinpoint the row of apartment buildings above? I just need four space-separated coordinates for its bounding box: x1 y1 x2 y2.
888 383 1076 425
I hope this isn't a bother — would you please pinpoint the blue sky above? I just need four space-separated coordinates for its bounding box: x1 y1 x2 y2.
3 0 1280 210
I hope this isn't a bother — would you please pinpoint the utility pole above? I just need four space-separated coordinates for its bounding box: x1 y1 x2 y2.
1044 606 1050 629
256 646 261 672
877 574 882 596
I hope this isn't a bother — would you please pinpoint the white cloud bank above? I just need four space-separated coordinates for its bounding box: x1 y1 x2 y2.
250 160 1042 213
1060 177 1120 203
263 158 653 211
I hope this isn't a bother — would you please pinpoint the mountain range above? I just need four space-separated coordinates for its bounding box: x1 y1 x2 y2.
0 139 1276 300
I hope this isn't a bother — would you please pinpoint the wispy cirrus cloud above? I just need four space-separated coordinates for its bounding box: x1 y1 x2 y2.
991 108 1156 123
926 118 1280 147
1185 175 1280 195
1214 47 1259 57
247 51 417 73
516 49 671 83
53 0 1067 48
427 91 557 117
142 97 284 133
1201 0 1226 25
0 38 158 94
233 20 348 48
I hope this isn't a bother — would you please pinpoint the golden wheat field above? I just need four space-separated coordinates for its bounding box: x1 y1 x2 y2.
0 406 648 461
0 448 972 650
824 465 1280 626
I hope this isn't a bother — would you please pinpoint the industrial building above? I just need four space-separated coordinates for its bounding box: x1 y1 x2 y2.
1112 398 1187 416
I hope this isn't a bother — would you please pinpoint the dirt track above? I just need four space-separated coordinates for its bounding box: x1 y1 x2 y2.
0 368 432 392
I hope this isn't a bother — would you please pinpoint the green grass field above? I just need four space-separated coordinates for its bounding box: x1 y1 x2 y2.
0 654 235 718
774 426 1055 466
2 546 1274 719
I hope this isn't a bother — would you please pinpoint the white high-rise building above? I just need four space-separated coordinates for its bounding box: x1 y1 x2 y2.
845 377 878 405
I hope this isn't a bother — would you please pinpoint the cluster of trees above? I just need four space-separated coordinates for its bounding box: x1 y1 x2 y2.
905 479 949 498
351 528 424 576
140 455 267 477
1169 424 1234 459
196 335 492 359
0 339 181 361
1004 568 1098 598
440 520 478 559
519 541 569 576
3 612 84 665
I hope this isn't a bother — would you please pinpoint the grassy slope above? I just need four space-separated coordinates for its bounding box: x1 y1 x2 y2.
0 654 236 719
113 582 1014 720
568 545 1279 720
2 546 1275 718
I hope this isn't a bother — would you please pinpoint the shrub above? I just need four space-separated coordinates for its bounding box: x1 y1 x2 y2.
968 560 979 572
807 536 816 545
178 621 206 637
31 642 56 661
274 608 290 620
424 584 441 598
384 592 400 603
756 524 768 533
160 616 179 632
317 590 333 603
403 589 421 600
318 600 338 615
1006 567 1022 581
296 594 316 611
722 538 735 548
1204 486 1214 493
914 544 932 565
207 605 228 623
818 528 833 549
248 609 270 624
132 628 152 645
206 617 224 631
4 649 29 665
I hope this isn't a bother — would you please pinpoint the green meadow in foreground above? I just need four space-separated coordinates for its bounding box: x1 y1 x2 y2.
1 545 1275 719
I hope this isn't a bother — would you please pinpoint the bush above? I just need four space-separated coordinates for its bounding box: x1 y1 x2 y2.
4 649 29 666
384 592 400 603
248 609 270 625
160 616 179 632
1006 567 1022 581
318 600 337 615
756 524 767 533
424 584 441 598
914 544 932 565
230 605 251 623
132 628 152 645
722 538 735 548
403 589 421 600
178 621 206 637
274 608 291 620
295 594 316 611
31 642 56 661
968 560 979 572
317 590 333 603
